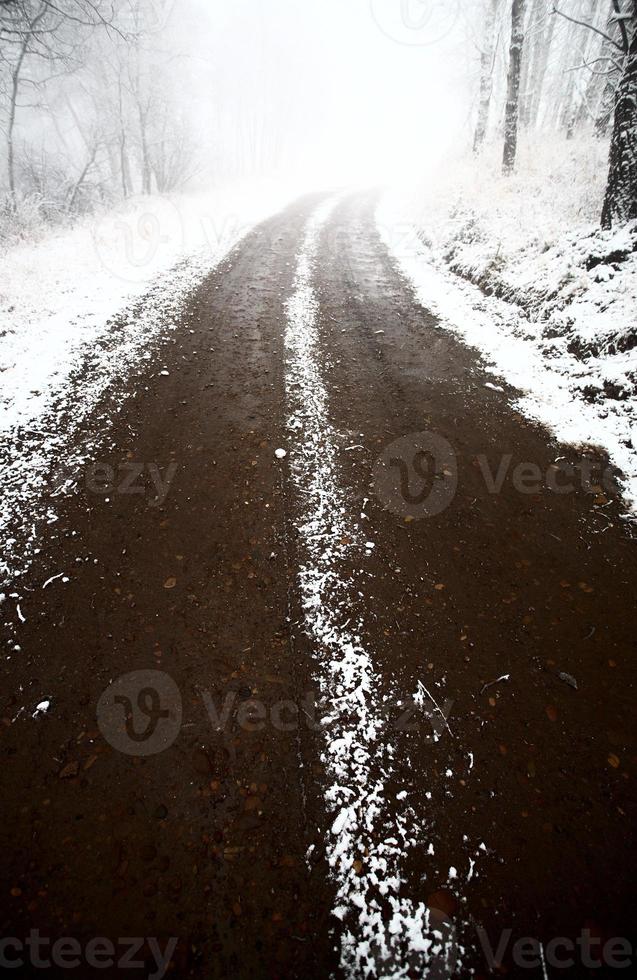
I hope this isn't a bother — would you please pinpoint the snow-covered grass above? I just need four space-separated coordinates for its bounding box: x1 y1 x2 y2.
0 179 298 433
379 133 637 511
0 179 299 589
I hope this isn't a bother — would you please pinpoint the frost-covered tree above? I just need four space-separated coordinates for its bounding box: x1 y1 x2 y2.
601 5 637 226
0 0 204 229
473 0 501 152
0 0 124 204
503 0 527 171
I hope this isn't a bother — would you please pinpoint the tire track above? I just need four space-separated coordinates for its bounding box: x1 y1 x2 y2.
284 200 460 977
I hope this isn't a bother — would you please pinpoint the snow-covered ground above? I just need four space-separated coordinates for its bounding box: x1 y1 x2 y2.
378 134 637 511
0 180 298 588
0 180 298 433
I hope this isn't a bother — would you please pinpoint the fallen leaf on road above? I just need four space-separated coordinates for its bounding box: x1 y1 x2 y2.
545 705 558 722
608 754 620 769
163 577 177 590
59 762 79 779
427 890 457 916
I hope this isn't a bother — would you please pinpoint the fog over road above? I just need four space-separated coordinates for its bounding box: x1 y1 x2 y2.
1 195 635 978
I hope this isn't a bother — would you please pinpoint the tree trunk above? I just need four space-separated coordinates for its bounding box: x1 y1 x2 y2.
528 9 555 129
594 7 625 138
519 0 543 129
7 38 31 206
561 0 598 138
473 0 499 153
116 77 132 198
7 61 23 205
502 0 527 173
137 104 152 194
67 144 98 214
119 133 132 198
596 77 618 138
601 26 637 228
6 5 48 208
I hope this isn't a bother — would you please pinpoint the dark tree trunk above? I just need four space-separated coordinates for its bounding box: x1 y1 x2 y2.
503 0 527 173
473 0 499 153
602 26 637 228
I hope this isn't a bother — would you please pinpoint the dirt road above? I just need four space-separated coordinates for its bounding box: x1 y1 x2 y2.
1 193 636 978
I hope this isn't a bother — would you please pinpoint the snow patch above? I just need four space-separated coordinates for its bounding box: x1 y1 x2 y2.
284 198 466 976
378 159 637 512
0 181 298 591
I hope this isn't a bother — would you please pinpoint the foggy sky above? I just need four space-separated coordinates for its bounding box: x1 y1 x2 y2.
186 0 469 187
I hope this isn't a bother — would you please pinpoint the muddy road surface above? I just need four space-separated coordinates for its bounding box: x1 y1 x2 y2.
1 193 636 978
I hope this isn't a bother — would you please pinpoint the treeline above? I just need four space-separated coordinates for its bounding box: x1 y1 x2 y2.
0 0 199 236
469 0 637 227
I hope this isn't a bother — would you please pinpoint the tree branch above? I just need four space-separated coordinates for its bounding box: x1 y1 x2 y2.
610 0 630 53
552 5 625 51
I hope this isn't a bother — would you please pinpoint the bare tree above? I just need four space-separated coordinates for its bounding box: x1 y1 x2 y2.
503 0 527 172
0 0 124 206
519 0 547 128
601 5 637 226
527 2 556 128
474 0 501 152
551 1 636 226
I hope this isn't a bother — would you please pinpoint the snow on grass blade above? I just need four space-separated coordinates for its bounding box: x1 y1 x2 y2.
284 201 460 977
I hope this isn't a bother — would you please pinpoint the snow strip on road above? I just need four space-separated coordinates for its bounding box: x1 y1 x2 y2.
284 201 465 977
377 197 637 513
